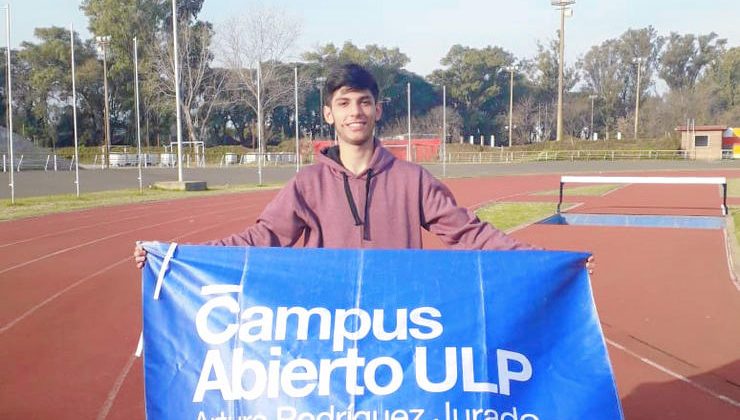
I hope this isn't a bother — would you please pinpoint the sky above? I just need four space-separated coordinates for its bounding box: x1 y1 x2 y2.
14 0 740 77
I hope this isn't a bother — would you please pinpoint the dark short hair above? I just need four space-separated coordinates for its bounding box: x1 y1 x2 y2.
323 63 379 106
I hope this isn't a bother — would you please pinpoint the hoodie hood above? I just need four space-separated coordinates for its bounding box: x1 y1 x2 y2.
318 139 395 179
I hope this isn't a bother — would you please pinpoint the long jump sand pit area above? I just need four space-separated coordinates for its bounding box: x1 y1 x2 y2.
1 169 739 419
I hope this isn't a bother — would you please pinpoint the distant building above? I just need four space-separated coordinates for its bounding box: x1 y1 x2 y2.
721 127 740 149
676 125 726 160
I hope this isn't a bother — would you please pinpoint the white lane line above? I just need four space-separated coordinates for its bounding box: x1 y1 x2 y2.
96 352 138 420
606 338 740 408
0 258 128 334
0 205 252 276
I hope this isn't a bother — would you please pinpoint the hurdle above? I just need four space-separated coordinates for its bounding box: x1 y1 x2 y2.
557 176 728 215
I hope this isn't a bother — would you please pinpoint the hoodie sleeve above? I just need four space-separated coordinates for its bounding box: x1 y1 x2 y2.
419 169 537 250
202 178 307 247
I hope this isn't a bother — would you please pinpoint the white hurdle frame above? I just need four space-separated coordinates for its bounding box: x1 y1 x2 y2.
557 176 728 215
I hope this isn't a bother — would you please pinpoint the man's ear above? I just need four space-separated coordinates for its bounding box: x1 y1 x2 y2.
375 101 383 122
323 105 334 125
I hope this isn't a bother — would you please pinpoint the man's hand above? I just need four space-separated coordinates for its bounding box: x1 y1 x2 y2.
585 255 595 275
134 244 148 269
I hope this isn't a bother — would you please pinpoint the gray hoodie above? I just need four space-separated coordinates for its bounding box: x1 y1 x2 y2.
207 142 532 250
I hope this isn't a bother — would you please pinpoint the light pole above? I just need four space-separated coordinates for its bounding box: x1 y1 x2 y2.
551 1 574 142
171 0 184 182
407 82 412 161
95 35 111 168
3 4 13 204
71 24 80 197
294 66 300 172
442 85 447 177
257 63 263 185
316 76 326 138
633 57 643 139
134 37 143 193
507 66 515 147
589 94 597 140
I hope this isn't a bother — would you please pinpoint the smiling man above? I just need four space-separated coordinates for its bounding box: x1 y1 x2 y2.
134 63 534 267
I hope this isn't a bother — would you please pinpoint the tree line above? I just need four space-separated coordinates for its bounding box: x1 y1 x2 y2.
1 0 738 150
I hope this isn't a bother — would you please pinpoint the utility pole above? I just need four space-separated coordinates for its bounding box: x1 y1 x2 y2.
508 66 515 147
295 66 300 172
134 37 143 193
551 1 574 142
171 0 184 182
96 35 111 168
4 4 14 204
407 82 412 161
634 57 643 139
316 76 326 138
71 24 80 197
442 85 447 178
589 94 597 140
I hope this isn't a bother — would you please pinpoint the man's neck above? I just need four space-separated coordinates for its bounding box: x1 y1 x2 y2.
338 138 375 175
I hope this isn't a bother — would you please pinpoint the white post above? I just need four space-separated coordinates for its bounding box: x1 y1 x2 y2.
556 5 565 141
5 4 14 204
71 27 80 196
442 85 446 177
407 82 412 162
171 0 184 182
134 37 143 193
257 63 263 185
634 58 642 139
508 67 514 147
295 66 300 172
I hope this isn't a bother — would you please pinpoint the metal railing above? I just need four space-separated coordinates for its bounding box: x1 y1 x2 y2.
444 149 695 164
0 149 704 172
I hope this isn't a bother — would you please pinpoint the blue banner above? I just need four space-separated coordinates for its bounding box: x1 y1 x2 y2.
141 243 622 420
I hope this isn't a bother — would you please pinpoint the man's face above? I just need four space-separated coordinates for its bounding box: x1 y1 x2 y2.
324 87 382 146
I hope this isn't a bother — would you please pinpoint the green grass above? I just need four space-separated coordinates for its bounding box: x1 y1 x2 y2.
0 183 281 221
533 184 621 196
732 209 740 246
475 202 561 231
727 179 740 198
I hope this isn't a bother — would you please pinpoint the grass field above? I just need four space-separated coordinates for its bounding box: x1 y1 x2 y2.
475 202 561 232
0 184 280 221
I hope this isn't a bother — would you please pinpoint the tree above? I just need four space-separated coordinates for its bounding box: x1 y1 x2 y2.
303 42 410 100
579 39 626 138
659 32 726 93
711 47 740 108
81 0 172 144
380 105 462 142
11 27 101 148
525 35 578 104
146 18 224 145
378 70 439 134
429 45 515 138
618 27 664 134
217 6 303 148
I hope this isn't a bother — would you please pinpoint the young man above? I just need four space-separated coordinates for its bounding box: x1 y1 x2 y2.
135 63 536 267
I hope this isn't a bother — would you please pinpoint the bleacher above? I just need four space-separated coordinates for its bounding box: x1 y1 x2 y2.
0 127 73 171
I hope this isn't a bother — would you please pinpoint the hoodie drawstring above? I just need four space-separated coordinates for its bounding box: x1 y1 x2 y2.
342 169 374 233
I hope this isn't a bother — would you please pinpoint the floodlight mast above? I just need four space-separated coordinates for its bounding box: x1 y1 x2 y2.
4 4 13 204
507 66 516 147
171 0 184 182
589 94 598 139
551 0 575 142
95 35 111 168
634 57 643 139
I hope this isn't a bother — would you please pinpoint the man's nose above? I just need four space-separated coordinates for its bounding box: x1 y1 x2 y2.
348 101 363 116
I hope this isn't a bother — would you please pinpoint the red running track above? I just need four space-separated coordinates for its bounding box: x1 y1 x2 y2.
0 170 738 419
